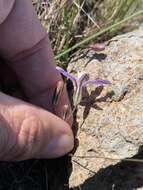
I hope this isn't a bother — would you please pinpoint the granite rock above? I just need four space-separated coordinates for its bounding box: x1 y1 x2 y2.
68 27 143 190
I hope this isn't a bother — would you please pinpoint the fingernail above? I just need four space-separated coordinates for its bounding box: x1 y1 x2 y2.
62 105 69 121
52 81 64 106
46 132 74 158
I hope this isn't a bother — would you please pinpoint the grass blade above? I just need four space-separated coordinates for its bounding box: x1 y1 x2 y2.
55 9 143 59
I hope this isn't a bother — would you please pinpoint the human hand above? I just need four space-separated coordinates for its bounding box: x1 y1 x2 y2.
0 0 74 161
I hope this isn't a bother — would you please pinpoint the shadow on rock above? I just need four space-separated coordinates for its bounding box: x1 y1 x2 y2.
80 86 115 121
70 146 143 190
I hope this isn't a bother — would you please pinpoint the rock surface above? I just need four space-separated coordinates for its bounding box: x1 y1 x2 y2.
68 27 143 190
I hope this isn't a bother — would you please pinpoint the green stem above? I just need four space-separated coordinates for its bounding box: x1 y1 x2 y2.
55 9 143 59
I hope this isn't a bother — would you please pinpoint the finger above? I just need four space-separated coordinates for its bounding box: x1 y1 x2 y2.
52 81 73 125
0 0 72 122
0 92 74 161
0 58 73 125
0 59 26 100
14 38 72 114
52 81 64 106
0 0 68 107
7 37 72 121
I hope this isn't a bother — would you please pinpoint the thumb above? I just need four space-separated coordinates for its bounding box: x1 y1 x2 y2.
0 92 74 161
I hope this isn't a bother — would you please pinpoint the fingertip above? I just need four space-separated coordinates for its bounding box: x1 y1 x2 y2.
37 120 74 158
34 110 74 158
48 117 74 157
46 128 74 158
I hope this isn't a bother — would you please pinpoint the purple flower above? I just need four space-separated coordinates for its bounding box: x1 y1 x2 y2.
56 66 111 106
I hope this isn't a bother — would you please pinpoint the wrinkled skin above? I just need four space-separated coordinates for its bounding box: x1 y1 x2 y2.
0 0 74 161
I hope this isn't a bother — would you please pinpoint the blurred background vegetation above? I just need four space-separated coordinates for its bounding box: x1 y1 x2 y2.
32 0 143 61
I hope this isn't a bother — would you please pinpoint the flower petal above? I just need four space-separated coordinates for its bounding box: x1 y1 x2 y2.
83 79 111 86
56 66 77 84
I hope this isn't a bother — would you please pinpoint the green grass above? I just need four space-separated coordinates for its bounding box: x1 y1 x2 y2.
55 9 143 59
33 0 143 61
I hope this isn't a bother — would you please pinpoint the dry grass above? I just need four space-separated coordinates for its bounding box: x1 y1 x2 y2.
33 0 143 60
